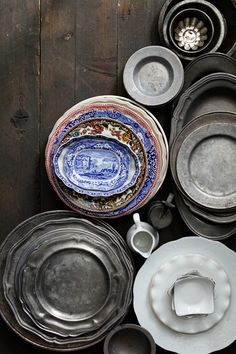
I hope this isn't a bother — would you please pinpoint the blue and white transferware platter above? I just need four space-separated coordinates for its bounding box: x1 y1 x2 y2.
53 136 140 197
49 105 160 217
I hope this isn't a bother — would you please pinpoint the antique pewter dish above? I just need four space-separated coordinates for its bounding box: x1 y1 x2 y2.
182 194 236 224
174 191 236 239
170 73 236 145
176 115 236 211
169 9 214 53
103 324 156 354
182 53 236 93
53 135 140 197
19 230 121 337
158 0 236 57
170 112 236 212
5 218 133 344
162 0 226 60
123 46 184 106
0 211 134 351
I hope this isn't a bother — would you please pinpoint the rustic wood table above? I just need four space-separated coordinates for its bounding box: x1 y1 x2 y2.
0 0 235 353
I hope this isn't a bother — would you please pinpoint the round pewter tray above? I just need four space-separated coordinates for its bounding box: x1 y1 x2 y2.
183 195 236 224
162 0 225 60
20 231 120 337
0 211 134 351
123 46 184 106
174 190 236 240
182 53 236 93
158 0 236 57
170 73 236 145
170 112 236 212
176 121 236 210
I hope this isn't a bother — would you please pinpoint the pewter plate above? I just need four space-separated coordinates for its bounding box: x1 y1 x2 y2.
1 212 134 351
170 112 236 211
11 219 132 341
182 195 236 224
174 190 236 240
20 231 120 337
176 119 236 210
182 53 236 94
170 73 236 145
123 46 184 106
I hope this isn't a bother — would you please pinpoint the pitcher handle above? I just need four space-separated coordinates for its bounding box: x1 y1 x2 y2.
133 213 141 228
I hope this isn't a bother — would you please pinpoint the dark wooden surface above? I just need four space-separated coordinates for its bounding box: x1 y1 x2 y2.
0 0 235 353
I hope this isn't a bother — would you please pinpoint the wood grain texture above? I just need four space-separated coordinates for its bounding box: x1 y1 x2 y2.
75 0 118 100
117 0 162 94
40 0 77 210
0 1 235 353
0 0 40 240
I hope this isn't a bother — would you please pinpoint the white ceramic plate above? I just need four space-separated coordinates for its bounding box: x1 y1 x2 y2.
133 237 236 354
149 253 230 333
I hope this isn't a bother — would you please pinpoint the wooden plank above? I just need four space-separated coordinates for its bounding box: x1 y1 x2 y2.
0 0 40 241
117 0 163 94
75 0 118 101
40 0 118 211
40 0 77 210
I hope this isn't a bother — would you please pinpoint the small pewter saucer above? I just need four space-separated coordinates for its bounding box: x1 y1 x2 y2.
103 324 156 354
123 46 184 106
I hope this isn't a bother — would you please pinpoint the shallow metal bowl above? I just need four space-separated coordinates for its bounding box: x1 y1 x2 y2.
103 324 156 354
123 46 184 106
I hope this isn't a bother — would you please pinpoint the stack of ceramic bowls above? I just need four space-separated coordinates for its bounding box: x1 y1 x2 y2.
0 211 134 351
170 79 236 239
45 95 168 218
133 237 236 354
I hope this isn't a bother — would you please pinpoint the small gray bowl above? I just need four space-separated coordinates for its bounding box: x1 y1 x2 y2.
103 324 156 354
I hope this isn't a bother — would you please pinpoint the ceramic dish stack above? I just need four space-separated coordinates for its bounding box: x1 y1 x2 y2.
45 95 168 218
0 211 134 351
133 236 236 354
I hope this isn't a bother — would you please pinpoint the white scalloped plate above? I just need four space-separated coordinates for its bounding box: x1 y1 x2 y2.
149 254 230 334
133 237 236 354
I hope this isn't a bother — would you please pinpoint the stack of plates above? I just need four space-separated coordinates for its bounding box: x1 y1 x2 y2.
0 211 134 351
158 0 236 60
170 70 236 239
133 236 236 354
45 95 168 218
170 111 236 239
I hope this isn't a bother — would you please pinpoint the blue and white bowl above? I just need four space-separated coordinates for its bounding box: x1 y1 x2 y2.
53 136 140 197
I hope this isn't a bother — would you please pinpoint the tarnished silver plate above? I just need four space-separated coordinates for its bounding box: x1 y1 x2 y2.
20 230 120 337
182 195 236 224
1 212 134 351
176 116 236 210
170 73 236 145
174 190 236 240
123 46 184 106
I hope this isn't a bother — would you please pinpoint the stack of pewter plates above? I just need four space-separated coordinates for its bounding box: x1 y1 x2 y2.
170 111 236 240
0 211 134 351
45 95 168 218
